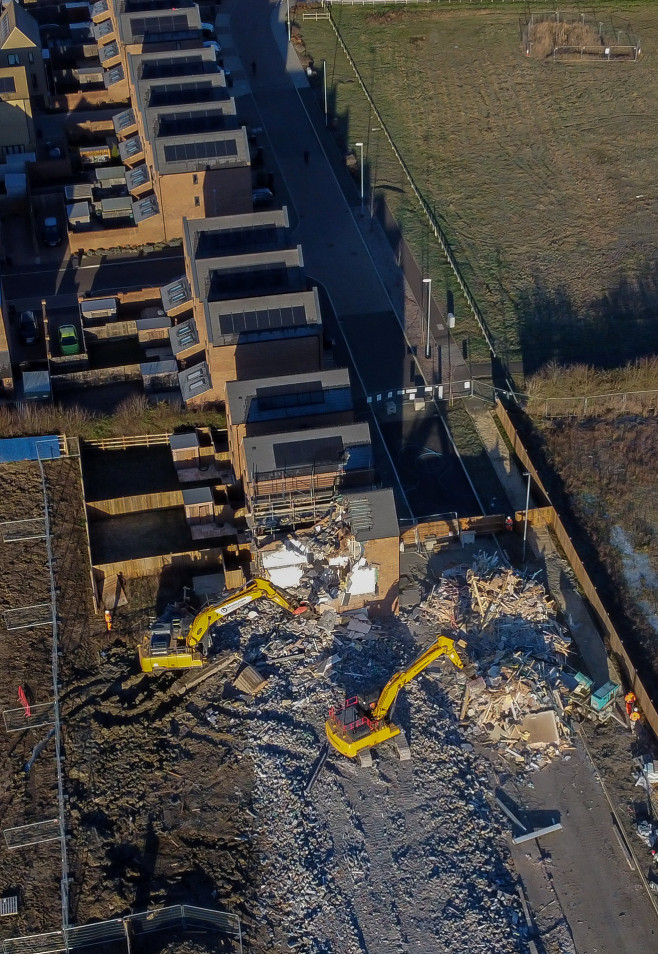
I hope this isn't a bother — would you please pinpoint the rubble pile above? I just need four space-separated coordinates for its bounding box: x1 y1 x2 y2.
204 594 528 953
420 555 575 771
257 504 378 605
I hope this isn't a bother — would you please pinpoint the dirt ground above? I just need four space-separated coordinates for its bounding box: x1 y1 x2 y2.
1 459 657 954
530 414 658 695
0 459 101 940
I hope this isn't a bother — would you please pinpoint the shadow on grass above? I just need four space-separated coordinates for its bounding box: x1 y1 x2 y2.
517 262 658 376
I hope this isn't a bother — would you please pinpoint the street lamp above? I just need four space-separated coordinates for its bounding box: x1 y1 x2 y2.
286 0 291 43
447 311 455 406
422 277 431 360
522 472 531 563
355 142 364 215
323 59 328 127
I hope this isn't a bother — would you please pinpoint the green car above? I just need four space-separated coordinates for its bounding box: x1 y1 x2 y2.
58 324 81 356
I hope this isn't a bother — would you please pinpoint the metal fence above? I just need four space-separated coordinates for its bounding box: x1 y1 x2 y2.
530 387 658 418
324 7 502 369
3 905 242 954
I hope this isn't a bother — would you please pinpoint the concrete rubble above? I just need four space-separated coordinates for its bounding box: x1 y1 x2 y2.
200 558 572 952
257 502 380 606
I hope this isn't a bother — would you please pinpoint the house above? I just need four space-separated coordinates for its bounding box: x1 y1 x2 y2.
0 1 49 157
243 422 374 531
164 212 324 403
225 368 354 483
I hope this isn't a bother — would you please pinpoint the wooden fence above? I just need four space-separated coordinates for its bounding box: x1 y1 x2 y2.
495 401 658 738
83 433 171 450
400 513 506 547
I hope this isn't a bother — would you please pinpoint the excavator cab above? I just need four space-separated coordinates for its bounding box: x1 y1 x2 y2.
139 611 205 672
326 635 465 760
139 577 312 673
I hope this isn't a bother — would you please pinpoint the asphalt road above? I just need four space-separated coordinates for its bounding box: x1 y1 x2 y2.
1 248 185 308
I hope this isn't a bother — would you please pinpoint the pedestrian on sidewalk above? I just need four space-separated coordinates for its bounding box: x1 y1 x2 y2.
303 149 310 165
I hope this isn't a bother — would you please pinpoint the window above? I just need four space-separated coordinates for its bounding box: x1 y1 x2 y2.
7 53 19 66
0 76 16 93
192 173 198 185
4 144 24 155
194 195 200 207
28 52 34 64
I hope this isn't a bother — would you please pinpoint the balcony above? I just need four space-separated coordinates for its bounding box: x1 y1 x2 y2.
161 276 192 317
118 135 144 167
90 0 111 23
169 317 201 360
113 107 137 139
93 18 116 45
124 163 150 196
100 42 121 69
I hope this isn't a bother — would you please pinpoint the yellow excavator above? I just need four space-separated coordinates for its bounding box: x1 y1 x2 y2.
139 577 310 673
326 636 464 760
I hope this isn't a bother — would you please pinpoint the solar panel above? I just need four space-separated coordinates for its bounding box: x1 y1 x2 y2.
158 110 228 137
149 81 225 107
130 14 188 37
273 437 344 471
196 225 279 258
142 56 207 79
209 263 293 302
163 138 238 163
257 381 324 412
217 304 307 336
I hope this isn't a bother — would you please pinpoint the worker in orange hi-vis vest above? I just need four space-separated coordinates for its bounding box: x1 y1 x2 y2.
624 691 636 716
104 610 113 632
630 708 641 727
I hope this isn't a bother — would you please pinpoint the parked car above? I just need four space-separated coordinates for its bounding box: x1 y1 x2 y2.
58 324 81 355
43 217 62 247
18 310 39 346
252 187 274 208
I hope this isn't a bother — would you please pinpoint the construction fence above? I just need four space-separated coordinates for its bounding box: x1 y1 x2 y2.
2 905 242 954
494 401 658 739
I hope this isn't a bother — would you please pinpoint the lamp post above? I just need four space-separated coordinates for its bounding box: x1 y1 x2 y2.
422 277 431 360
522 471 531 563
286 0 291 43
447 311 455 406
355 142 364 215
323 59 328 127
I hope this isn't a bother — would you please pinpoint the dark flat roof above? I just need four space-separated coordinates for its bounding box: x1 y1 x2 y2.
343 489 399 542
244 423 371 478
226 368 352 427
205 288 321 348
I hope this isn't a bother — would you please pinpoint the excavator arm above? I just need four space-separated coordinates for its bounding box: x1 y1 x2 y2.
186 577 307 648
371 636 464 720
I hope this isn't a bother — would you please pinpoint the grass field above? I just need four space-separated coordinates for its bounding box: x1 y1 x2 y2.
299 3 658 374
